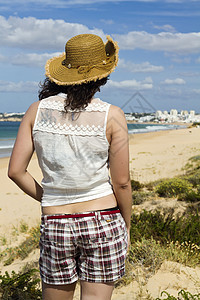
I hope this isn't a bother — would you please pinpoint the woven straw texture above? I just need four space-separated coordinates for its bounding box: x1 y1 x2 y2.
45 34 119 85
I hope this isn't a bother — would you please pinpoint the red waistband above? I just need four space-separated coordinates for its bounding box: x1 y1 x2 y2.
45 209 120 220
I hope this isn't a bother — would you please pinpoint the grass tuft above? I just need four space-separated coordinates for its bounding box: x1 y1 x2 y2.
0 269 42 300
0 225 40 266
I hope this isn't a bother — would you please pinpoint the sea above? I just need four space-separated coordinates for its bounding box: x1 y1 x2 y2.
0 122 20 158
0 121 185 159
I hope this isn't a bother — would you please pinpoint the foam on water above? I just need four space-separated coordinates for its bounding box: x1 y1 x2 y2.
0 139 15 158
127 123 184 134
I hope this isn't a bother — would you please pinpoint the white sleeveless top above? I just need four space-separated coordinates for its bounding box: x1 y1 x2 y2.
32 94 113 207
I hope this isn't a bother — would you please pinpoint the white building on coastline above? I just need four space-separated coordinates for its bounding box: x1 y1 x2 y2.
125 109 199 124
163 111 168 116
155 110 162 118
154 109 199 124
170 109 178 116
190 110 195 116
181 110 189 116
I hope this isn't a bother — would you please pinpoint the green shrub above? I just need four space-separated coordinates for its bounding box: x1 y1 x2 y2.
186 171 200 187
1 225 40 266
128 237 164 271
132 191 151 205
156 290 200 299
178 190 200 202
130 210 200 246
165 240 200 267
0 269 42 300
131 179 143 191
155 178 192 197
189 155 200 163
192 122 200 126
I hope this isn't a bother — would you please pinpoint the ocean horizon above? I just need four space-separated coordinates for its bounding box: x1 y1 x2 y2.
0 121 186 159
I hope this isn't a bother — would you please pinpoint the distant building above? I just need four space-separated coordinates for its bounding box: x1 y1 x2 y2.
181 110 189 116
155 110 162 118
163 111 168 116
170 109 178 116
190 110 195 116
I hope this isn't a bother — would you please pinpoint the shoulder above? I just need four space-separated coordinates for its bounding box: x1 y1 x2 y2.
106 104 127 140
108 104 127 125
26 101 40 116
22 101 40 126
109 104 125 115
99 98 125 117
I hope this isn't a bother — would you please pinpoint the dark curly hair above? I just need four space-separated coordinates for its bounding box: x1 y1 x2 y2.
38 77 108 111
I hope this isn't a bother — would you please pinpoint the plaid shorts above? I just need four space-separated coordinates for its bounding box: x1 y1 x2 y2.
39 209 128 284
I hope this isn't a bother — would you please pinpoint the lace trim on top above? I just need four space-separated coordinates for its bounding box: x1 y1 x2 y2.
39 98 109 112
34 121 105 136
33 97 110 137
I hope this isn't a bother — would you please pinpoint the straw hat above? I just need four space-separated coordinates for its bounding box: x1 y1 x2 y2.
45 34 119 85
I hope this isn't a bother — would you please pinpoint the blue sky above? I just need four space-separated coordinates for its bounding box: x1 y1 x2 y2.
0 0 200 113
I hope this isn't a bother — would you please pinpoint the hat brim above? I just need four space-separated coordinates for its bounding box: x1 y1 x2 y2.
45 35 119 86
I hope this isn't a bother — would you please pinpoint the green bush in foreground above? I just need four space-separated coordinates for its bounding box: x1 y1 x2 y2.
155 178 193 197
178 190 200 202
0 269 42 300
156 290 200 299
132 190 154 205
130 210 200 246
131 179 143 191
186 170 200 187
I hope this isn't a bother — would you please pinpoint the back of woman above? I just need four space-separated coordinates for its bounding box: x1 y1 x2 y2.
8 33 132 300
33 95 113 205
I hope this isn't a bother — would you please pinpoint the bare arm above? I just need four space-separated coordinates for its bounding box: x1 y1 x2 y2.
8 101 43 202
108 105 132 231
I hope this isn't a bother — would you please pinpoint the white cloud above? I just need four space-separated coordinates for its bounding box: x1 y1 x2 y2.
164 52 192 64
170 56 191 63
0 52 62 67
161 78 186 85
0 54 5 62
0 80 38 92
107 77 153 90
13 52 61 67
178 71 200 77
114 31 200 54
193 89 200 94
0 16 105 50
118 59 164 72
1 15 200 55
153 24 176 33
196 57 200 63
100 19 114 25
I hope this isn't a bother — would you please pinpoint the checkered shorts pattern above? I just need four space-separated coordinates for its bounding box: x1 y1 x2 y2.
39 210 128 284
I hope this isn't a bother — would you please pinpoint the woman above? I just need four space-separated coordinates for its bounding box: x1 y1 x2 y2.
8 34 132 300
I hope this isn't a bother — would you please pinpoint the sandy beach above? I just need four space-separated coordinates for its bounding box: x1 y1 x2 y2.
1 125 200 298
129 126 200 183
0 153 42 235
